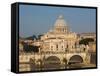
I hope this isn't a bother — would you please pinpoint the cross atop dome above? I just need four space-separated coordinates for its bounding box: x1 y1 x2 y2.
54 14 67 27
58 14 64 19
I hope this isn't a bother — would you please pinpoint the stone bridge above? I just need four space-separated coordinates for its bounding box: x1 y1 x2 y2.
19 51 91 65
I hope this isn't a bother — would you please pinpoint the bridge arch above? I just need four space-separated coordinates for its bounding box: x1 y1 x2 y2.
44 56 61 69
44 56 61 64
68 55 83 64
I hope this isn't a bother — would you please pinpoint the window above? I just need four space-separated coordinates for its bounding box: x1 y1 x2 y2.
51 46 53 51
56 45 58 50
56 45 58 48
62 46 63 48
67 45 68 48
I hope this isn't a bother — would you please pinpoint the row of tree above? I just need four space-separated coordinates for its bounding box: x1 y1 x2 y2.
79 38 94 45
22 42 39 52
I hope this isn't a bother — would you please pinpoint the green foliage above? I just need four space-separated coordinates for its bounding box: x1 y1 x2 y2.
23 43 39 52
79 38 94 45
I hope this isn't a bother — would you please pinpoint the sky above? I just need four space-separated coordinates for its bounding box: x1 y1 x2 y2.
19 4 96 38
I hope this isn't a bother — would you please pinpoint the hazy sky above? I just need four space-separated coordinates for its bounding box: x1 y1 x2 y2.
19 4 96 38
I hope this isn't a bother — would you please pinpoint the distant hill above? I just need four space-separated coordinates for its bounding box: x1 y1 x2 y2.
25 35 37 40
19 34 44 40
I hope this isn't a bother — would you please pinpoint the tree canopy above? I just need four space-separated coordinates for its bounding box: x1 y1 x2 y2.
79 38 94 45
23 43 39 52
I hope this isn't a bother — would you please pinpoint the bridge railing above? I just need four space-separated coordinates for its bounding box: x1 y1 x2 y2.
19 49 89 55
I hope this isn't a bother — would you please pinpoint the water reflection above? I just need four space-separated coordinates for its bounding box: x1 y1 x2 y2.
29 63 94 71
19 58 96 72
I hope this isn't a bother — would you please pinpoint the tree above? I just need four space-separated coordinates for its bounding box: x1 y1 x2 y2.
79 38 94 45
23 43 39 52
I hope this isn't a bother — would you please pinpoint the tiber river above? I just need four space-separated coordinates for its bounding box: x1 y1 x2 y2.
26 61 96 71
